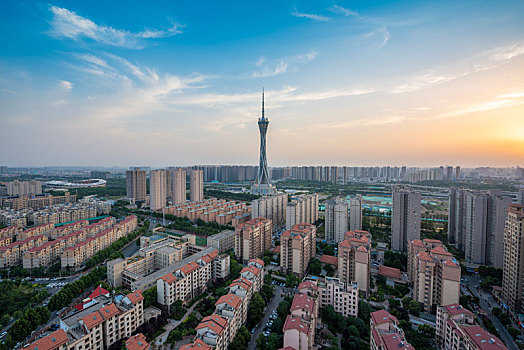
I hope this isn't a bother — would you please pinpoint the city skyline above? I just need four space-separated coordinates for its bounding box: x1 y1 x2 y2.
1 1 524 167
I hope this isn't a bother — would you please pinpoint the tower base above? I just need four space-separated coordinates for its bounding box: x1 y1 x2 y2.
250 184 276 195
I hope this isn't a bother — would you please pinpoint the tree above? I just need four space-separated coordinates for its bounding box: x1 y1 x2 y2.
260 284 275 304
285 274 300 288
408 300 421 317
247 293 265 329
308 258 322 276
229 326 250 350
358 300 374 324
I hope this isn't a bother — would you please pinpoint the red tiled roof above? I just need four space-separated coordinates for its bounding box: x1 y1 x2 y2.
272 246 281 254
241 265 261 276
319 254 337 266
462 325 506 350
179 338 212 350
180 261 199 275
290 293 315 313
417 251 434 262
99 303 120 320
249 258 264 267
216 293 242 309
442 304 474 317
379 265 402 279
196 315 228 335
125 333 150 350
371 310 398 326
298 280 318 291
381 332 413 350
81 310 104 329
357 246 368 252
444 259 458 267
23 329 68 350
126 291 144 304
430 246 452 256
161 273 177 284
423 238 442 244
411 239 424 247
283 315 310 334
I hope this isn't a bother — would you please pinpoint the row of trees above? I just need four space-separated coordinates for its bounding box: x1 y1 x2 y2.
148 211 234 236
0 280 48 322
2 306 50 348
204 189 261 202
47 266 107 311
321 303 370 350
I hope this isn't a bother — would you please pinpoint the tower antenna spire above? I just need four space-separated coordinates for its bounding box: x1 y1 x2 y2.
262 87 265 119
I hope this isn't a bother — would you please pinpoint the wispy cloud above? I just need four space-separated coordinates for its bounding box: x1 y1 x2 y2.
436 91 524 119
59 80 73 90
251 51 318 78
328 5 358 17
391 71 456 93
291 7 330 22
363 26 391 48
48 6 183 49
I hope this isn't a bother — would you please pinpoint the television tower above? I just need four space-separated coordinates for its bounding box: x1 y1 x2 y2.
251 89 275 195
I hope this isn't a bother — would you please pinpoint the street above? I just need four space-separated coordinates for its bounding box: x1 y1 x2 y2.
247 285 284 350
464 275 519 350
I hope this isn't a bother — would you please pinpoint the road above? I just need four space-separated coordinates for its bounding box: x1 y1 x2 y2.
247 285 284 350
464 276 518 350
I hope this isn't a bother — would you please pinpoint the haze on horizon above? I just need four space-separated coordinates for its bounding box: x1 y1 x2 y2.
1 0 524 168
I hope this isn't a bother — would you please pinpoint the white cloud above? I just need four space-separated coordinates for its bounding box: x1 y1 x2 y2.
436 92 524 119
291 7 330 22
48 6 182 49
59 80 73 90
391 72 456 93
251 51 318 78
328 5 358 17
363 27 390 48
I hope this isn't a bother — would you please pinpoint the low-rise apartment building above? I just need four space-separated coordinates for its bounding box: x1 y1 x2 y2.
317 277 359 318
23 290 144 350
186 258 264 350
338 230 371 297
408 239 461 313
436 303 506 350
370 310 413 350
280 223 316 278
282 288 319 350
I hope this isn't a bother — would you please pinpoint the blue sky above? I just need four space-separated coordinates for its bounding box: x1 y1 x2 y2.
1 0 524 167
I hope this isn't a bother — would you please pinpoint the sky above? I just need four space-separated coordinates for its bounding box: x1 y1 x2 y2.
1 0 524 168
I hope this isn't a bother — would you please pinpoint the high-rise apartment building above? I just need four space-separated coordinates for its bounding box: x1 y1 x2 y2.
449 189 510 267
391 186 421 252
190 169 204 202
325 198 348 243
285 194 319 230
171 168 187 205
150 169 167 211
234 217 272 264
280 223 316 278
517 188 524 206
251 193 286 225
338 230 371 297
349 195 362 231
407 239 461 313
6 180 42 196
502 204 524 314
126 169 147 202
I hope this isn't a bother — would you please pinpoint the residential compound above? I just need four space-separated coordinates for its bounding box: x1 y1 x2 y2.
436 303 506 350
0 192 76 211
0 216 137 270
324 198 348 243
207 229 235 253
234 217 272 264
280 223 316 278
300 278 359 318
108 239 229 292
285 194 319 230
408 239 461 313
23 289 145 350
338 230 371 297
391 186 421 252
282 285 319 350
163 198 251 227
370 310 413 350
182 259 264 350
251 193 286 226
448 188 511 267
502 204 524 314
150 169 168 211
